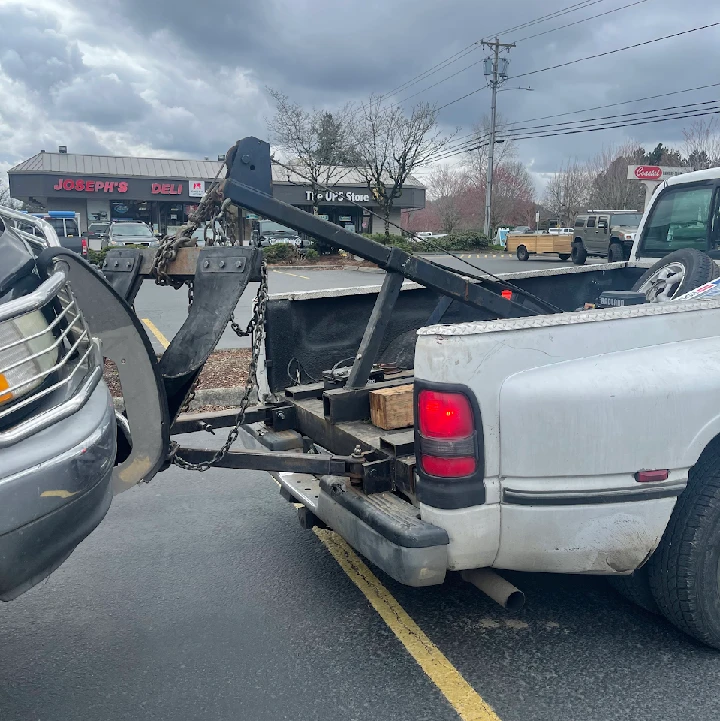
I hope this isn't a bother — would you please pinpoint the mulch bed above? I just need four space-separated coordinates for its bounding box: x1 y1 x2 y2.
104 348 251 400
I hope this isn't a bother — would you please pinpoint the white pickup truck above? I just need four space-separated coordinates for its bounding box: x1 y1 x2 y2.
4 144 720 651
270 167 720 649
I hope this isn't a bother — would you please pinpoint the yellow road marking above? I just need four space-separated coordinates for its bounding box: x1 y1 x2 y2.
272 269 310 280
314 528 500 721
41 490 79 499
141 318 170 349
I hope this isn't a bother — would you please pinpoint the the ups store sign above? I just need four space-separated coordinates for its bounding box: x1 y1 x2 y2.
9 173 207 202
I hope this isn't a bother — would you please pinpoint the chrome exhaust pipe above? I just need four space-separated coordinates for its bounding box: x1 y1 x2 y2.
461 568 525 611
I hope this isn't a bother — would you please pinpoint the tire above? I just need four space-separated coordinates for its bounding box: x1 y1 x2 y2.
516 245 529 261
571 242 587 265
632 248 719 302
607 242 625 263
608 565 659 614
558 254 570 261
648 437 720 648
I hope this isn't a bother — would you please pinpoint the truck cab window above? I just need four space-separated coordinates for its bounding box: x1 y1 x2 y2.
639 185 713 256
586 216 596 228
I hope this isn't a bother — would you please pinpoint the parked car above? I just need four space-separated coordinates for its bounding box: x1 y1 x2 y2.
0 209 115 601
84 221 111 250
571 210 643 264
107 221 159 248
15 211 86 258
548 227 575 235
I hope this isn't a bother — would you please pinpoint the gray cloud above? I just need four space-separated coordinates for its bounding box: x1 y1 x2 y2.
0 0 717 181
0 5 85 93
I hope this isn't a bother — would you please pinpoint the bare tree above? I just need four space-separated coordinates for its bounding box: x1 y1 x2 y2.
586 143 644 211
465 114 518 188
0 180 12 207
683 118 720 170
491 161 535 228
354 95 457 238
543 159 593 225
266 88 358 215
427 165 469 234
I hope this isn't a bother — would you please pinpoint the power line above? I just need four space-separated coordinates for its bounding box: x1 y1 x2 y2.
483 0 612 40
394 0 649 107
431 81 720 159
379 0 613 102
379 44 481 101
512 0 649 42
512 21 720 80
429 89 720 160
436 22 720 112
429 104 720 163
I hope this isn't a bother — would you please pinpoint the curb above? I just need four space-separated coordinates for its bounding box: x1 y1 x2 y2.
113 386 248 413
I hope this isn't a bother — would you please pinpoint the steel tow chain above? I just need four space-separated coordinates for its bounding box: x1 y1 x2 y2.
151 162 228 286
170 261 269 472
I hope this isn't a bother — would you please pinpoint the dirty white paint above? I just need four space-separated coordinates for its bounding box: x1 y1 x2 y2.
414 293 720 576
494 500 675 573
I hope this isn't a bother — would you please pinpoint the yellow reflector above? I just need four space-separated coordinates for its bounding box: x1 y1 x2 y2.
0 374 11 403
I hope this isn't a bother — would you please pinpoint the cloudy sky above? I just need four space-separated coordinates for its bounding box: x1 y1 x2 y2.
0 0 717 188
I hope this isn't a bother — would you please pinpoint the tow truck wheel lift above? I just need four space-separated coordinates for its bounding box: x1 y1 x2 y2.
81 137 558 505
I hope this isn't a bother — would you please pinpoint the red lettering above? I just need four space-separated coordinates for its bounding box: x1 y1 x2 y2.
152 183 161 194
75 179 85 191
62 179 74 190
53 179 63 190
177 184 182 194
86 180 95 192
95 182 104 192
161 184 171 194
118 181 128 193
104 181 113 192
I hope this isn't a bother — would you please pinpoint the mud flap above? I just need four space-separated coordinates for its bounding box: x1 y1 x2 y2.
37 249 170 494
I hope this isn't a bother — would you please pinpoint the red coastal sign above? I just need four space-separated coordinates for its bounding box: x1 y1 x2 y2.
53 178 129 192
633 166 663 180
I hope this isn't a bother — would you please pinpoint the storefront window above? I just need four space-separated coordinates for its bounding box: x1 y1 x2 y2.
111 200 152 226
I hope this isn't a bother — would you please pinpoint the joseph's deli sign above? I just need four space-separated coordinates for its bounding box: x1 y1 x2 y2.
53 178 129 193
51 178 186 195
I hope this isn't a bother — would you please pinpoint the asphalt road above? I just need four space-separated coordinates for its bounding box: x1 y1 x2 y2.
3 431 720 721
133 254 572 351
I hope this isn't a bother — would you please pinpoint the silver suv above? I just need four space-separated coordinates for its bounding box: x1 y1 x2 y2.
571 210 643 264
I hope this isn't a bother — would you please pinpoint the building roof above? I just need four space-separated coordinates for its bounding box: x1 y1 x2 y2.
270 164 424 188
9 152 224 180
9 151 424 189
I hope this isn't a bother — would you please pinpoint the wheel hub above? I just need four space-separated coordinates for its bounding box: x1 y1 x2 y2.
638 261 686 302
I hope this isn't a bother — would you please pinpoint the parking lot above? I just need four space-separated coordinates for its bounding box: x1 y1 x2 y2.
3 433 720 721
4 245 720 721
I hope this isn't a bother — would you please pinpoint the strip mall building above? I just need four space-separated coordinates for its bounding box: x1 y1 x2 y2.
8 149 425 236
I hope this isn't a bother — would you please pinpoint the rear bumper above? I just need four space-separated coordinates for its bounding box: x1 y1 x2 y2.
0 382 116 600
278 473 449 587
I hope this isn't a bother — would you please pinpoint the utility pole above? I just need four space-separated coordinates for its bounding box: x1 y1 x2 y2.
482 38 514 239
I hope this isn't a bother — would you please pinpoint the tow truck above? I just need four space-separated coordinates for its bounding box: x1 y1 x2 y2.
3 138 720 650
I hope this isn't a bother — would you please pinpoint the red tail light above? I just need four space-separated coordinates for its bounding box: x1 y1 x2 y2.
418 390 473 438
417 389 476 478
81 237 88 257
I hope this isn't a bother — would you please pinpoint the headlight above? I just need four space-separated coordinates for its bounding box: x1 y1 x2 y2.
0 311 58 405
624 233 635 241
